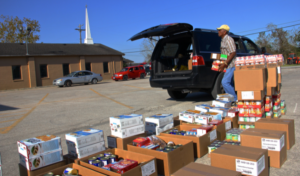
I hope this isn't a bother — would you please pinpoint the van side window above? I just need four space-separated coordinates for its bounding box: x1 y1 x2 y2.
242 39 258 54
135 67 139 70
234 39 243 53
129 68 133 71
139 67 144 70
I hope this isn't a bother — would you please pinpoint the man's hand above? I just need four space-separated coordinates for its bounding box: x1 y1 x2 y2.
218 64 226 72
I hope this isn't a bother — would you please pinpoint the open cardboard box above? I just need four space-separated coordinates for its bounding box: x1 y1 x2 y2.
107 133 147 150
37 163 106 176
127 136 194 176
255 119 295 150
160 124 218 158
76 148 157 176
180 121 226 141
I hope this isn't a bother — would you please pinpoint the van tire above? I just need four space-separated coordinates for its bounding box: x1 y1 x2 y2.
140 73 145 79
123 75 128 81
211 72 225 99
167 89 188 99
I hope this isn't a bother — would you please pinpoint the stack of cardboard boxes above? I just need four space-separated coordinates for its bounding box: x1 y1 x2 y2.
65 128 106 159
18 135 63 171
234 55 267 129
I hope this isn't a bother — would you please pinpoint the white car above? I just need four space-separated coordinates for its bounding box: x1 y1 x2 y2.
53 70 103 87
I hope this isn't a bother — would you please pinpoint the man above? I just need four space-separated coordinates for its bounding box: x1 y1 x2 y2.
217 24 237 103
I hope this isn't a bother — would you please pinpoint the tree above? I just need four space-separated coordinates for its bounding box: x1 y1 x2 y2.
140 37 160 63
0 15 40 43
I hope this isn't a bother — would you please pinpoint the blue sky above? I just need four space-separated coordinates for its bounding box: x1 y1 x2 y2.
1 0 300 63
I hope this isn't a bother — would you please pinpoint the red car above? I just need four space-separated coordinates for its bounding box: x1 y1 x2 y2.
112 65 146 81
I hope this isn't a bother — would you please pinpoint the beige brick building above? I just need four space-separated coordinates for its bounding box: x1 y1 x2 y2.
0 43 124 90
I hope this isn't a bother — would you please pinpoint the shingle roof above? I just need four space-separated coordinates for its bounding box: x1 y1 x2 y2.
123 58 134 63
0 43 124 57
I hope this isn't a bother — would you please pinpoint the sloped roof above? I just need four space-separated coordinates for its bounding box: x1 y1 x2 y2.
0 43 124 57
123 58 134 63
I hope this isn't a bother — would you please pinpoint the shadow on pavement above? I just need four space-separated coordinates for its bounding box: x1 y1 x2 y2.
0 104 19 112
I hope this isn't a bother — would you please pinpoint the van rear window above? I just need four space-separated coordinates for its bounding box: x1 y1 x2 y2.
161 43 179 57
196 32 221 52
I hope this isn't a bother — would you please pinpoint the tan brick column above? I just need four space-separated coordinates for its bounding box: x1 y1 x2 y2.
79 56 86 70
28 57 37 88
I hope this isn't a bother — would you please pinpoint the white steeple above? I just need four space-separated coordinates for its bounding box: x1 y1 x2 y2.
84 5 94 44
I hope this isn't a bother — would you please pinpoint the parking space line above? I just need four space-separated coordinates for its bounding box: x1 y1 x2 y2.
0 93 49 134
0 119 16 124
124 85 148 89
0 114 26 119
0 110 29 116
90 88 133 109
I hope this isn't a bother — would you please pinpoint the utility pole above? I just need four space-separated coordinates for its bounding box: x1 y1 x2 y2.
75 24 85 44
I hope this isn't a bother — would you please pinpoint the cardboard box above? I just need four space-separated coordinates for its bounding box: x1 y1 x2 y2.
266 67 278 87
19 149 63 171
211 144 268 176
237 90 265 101
255 119 295 150
76 148 157 176
179 110 203 123
65 128 104 149
188 58 193 70
110 114 143 129
111 124 145 138
194 114 214 125
211 53 221 59
145 114 173 127
19 159 68 176
107 133 147 150
160 125 217 158
234 69 266 91
145 122 174 135
127 136 194 176
66 141 106 159
195 104 211 112
277 66 281 83
240 128 287 168
224 116 239 128
18 135 61 159
266 87 275 96
208 108 228 118
37 163 107 176
212 100 231 108
173 116 181 126
171 162 242 176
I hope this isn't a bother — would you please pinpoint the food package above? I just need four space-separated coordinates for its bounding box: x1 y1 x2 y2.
217 93 235 102
195 104 212 112
208 120 223 126
212 100 231 108
64 168 78 175
276 54 284 63
141 144 160 150
179 110 203 123
110 159 139 174
66 141 106 159
145 121 174 135
254 55 266 65
235 57 245 66
265 55 278 64
18 135 61 159
197 125 214 136
195 113 214 125
111 124 145 138
110 114 144 130
237 100 264 108
133 137 151 147
65 128 104 149
145 114 173 127
245 56 255 65
147 135 167 148
211 53 220 59
227 108 239 117
208 107 228 118
19 149 63 171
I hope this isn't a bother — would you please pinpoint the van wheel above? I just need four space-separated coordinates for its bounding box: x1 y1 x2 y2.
140 73 145 79
123 75 128 81
211 72 225 99
65 80 72 87
167 89 188 99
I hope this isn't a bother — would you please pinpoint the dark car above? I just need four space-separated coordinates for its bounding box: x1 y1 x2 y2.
129 23 264 99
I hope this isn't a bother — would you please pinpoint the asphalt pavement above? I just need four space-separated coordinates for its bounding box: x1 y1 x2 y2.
0 68 299 176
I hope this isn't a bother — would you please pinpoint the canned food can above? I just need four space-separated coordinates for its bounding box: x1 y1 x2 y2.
208 145 216 153
226 132 232 140
104 152 112 157
244 101 250 105
250 125 255 128
156 148 164 152
244 117 249 122
43 173 54 176
167 141 175 147
96 154 104 160
232 133 238 141
245 125 250 129
239 108 244 114
239 117 244 122
89 157 97 164
109 155 117 164
54 175 61 176
249 117 256 122
100 157 109 166
163 149 172 153
256 117 261 121
92 160 101 167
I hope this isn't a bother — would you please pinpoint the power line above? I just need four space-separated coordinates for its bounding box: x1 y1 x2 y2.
244 23 300 36
236 19 300 34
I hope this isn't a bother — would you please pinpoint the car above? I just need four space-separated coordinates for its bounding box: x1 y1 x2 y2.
53 70 103 87
129 23 265 99
112 65 146 81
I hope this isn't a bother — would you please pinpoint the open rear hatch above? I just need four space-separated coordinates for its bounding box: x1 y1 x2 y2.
129 23 193 41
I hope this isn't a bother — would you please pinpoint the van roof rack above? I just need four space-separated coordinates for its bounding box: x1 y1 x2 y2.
195 28 234 35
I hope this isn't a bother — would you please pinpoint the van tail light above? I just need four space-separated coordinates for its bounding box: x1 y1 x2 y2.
192 55 205 66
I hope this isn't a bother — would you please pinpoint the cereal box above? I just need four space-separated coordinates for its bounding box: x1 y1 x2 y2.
110 114 144 130
179 110 203 123
145 114 173 127
66 141 106 159
65 128 104 149
111 124 145 138
145 122 173 135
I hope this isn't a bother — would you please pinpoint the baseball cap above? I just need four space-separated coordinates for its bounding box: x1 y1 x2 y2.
217 25 230 31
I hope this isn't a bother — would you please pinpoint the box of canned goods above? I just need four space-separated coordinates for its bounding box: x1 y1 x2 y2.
18 135 61 159
65 128 104 149
145 114 173 127
19 149 63 171
110 114 144 130
66 141 106 159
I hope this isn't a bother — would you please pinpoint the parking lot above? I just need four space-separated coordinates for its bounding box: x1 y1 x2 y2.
0 68 299 176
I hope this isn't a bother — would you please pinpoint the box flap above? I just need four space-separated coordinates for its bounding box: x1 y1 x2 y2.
256 119 292 125
241 129 284 139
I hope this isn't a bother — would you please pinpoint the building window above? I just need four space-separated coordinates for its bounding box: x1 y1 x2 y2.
86 62 91 71
63 63 70 76
40 64 48 78
103 62 109 73
12 65 21 80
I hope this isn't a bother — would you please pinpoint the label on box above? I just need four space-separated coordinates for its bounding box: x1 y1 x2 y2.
236 155 265 176
141 160 155 176
107 136 117 148
210 130 217 142
241 91 254 100
277 66 281 74
261 136 283 151
212 53 217 59
228 112 235 117
225 121 231 130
